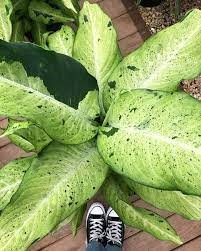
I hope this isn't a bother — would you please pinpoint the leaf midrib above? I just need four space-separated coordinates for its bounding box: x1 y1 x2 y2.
119 199 181 244
1 147 96 250
0 76 89 120
109 126 201 154
139 23 201 88
86 4 100 85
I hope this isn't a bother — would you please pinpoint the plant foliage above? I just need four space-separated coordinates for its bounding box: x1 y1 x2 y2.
0 1 201 250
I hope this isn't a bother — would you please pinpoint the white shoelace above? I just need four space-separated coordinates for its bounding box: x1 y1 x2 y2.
89 218 105 242
106 220 122 246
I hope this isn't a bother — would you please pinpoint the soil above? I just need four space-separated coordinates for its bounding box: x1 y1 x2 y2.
138 0 201 99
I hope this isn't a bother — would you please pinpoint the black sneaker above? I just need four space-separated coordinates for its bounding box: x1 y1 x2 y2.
106 207 124 247
86 202 106 244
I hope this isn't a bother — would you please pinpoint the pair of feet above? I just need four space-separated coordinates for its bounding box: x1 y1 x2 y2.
86 203 124 247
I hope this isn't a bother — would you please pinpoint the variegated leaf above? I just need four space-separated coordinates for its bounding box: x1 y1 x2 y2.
98 89 201 196
0 61 97 144
0 156 34 210
0 0 13 41
103 9 201 110
73 2 121 112
29 0 74 25
102 176 181 244
47 25 75 56
0 141 108 250
78 90 100 121
126 179 201 220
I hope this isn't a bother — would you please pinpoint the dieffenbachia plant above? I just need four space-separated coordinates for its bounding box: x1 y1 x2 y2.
0 0 80 43
1 1 201 250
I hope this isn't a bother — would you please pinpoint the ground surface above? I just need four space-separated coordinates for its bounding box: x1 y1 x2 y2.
0 0 201 250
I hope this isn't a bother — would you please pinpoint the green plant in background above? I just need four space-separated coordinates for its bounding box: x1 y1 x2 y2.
0 1 201 250
1 0 80 44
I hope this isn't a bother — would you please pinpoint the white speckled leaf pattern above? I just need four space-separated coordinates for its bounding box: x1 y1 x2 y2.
27 76 51 96
0 76 98 144
78 90 100 120
29 0 74 25
0 61 50 95
102 177 182 244
0 156 34 211
126 179 201 220
8 134 35 152
15 124 52 153
0 119 32 138
47 25 75 56
0 0 12 41
98 89 201 196
73 2 121 94
0 141 108 251
0 61 53 151
103 9 201 110
3 119 52 153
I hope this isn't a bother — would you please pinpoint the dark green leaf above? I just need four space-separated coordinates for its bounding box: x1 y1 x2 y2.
0 40 97 108
11 0 30 21
31 21 47 46
11 19 25 42
29 0 74 24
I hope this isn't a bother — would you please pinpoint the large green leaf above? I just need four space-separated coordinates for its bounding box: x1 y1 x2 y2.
126 179 201 221
0 141 108 251
0 156 34 211
73 1 121 110
29 0 74 24
103 9 201 110
0 119 32 138
0 61 53 150
0 0 13 41
15 124 52 152
98 89 201 196
0 77 98 144
47 25 75 56
102 176 181 244
0 40 97 108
